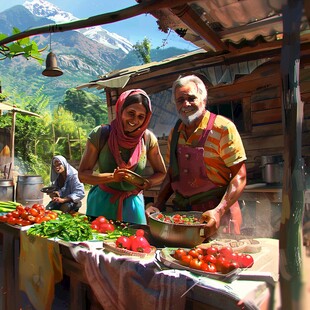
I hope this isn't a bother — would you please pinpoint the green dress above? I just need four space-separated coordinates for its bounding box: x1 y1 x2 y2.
86 125 156 225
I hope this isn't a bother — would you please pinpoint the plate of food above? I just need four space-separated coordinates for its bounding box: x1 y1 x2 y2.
159 247 241 282
114 169 150 188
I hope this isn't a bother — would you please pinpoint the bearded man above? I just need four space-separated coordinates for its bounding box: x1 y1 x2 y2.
146 74 247 238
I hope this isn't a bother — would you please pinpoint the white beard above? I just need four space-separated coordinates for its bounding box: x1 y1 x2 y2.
178 106 205 126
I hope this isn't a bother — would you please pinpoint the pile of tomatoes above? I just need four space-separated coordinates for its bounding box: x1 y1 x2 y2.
0 204 58 226
155 213 200 224
115 229 152 253
90 216 116 233
172 245 254 274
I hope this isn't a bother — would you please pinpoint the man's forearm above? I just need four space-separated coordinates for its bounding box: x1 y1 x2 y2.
215 163 247 215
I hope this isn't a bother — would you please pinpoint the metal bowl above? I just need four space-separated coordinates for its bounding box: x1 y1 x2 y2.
148 211 207 248
40 186 57 194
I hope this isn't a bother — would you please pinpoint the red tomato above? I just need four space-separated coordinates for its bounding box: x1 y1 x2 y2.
230 252 239 263
11 211 20 218
181 254 193 266
220 260 233 274
203 254 217 264
135 229 145 237
21 219 32 226
20 211 29 220
96 216 108 224
215 256 228 273
206 246 218 256
16 205 26 214
207 262 217 273
131 235 151 253
229 261 240 271
27 215 36 223
174 248 187 260
7 217 17 225
99 223 115 233
115 236 131 250
0 215 8 222
189 258 202 270
15 218 24 226
34 216 43 223
200 262 210 272
29 208 39 217
194 247 204 255
188 249 199 258
218 246 233 260
38 216 50 223
91 223 99 231
240 254 254 268
172 214 182 223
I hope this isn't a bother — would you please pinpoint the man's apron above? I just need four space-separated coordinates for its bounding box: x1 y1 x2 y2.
170 113 242 233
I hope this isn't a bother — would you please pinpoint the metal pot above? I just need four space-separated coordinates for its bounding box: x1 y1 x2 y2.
262 163 283 184
148 211 207 248
261 155 283 166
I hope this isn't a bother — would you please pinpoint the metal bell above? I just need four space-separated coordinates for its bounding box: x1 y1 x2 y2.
42 51 63 77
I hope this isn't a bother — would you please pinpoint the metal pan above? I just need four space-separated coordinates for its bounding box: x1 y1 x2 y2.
40 186 57 194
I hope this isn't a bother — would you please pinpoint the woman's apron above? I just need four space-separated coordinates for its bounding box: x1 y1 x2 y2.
170 113 242 233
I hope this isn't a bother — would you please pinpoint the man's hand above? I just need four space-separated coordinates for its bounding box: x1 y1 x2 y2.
200 209 221 238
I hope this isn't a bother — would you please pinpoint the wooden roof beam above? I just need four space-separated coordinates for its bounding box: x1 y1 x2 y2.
0 0 197 46
171 4 227 52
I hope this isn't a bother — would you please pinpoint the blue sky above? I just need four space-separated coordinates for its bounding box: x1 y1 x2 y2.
1 0 197 50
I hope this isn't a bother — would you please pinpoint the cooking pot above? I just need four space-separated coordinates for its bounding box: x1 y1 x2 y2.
260 155 283 184
262 163 283 184
261 155 283 166
148 211 208 248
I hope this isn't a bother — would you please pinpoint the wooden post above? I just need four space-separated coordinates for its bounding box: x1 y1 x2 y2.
10 111 16 180
279 0 306 309
52 123 56 156
78 128 82 158
68 134 72 160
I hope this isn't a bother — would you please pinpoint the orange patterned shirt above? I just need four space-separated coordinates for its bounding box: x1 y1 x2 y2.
166 111 247 186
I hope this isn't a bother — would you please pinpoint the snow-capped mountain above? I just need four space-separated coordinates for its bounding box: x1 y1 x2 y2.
23 0 133 53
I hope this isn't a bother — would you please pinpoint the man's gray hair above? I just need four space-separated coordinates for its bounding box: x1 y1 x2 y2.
171 75 208 105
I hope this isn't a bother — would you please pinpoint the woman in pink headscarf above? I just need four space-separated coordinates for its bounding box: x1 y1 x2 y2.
78 89 166 224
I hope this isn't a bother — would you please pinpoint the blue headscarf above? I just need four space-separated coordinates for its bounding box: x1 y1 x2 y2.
50 155 78 185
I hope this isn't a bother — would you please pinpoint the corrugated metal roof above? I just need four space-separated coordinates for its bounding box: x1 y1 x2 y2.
151 0 309 51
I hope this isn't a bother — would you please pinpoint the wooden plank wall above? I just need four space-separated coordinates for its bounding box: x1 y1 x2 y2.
146 63 310 183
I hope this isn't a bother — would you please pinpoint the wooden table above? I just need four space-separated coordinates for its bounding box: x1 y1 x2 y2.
0 222 278 310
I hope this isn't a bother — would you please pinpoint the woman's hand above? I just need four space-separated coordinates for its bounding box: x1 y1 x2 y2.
52 197 66 203
49 191 60 199
145 204 160 217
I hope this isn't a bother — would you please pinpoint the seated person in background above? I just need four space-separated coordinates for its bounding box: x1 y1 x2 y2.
46 155 85 213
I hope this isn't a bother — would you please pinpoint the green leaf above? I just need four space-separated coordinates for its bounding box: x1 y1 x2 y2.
8 43 24 53
0 33 8 40
12 27 21 35
18 37 31 46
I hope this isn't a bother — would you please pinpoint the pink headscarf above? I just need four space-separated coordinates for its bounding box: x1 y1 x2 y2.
108 89 152 169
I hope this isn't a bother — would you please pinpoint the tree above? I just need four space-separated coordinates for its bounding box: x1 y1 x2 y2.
133 38 152 64
60 88 109 132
